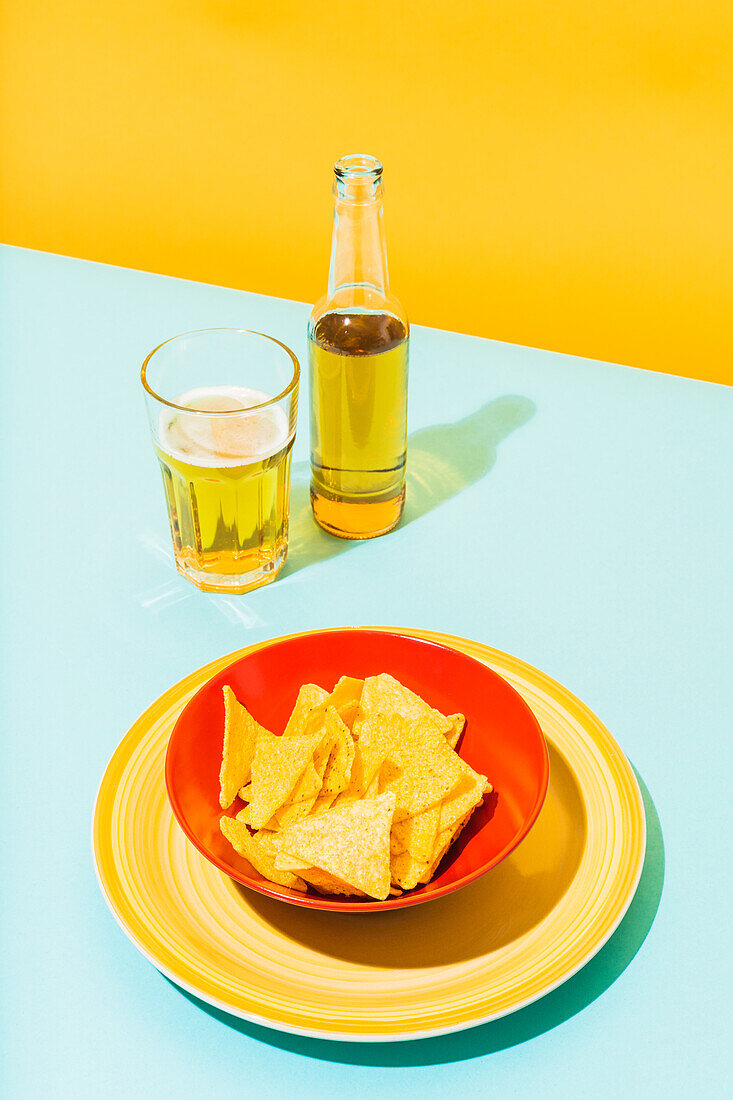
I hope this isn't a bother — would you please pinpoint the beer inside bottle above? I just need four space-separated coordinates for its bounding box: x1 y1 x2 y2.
308 155 409 539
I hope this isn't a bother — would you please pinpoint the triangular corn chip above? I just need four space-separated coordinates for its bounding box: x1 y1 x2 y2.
391 803 442 863
334 745 369 805
272 762 322 828
309 707 354 814
437 757 490 837
325 676 364 730
283 684 328 736
297 867 368 897
422 806 477 883
278 791 396 900
446 713 465 750
390 850 429 891
274 854 311 872
355 674 453 736
272 856 368 897
334 750 394 805
248 726 324 829
390 828 406 855
374 758 401 795
217 672 491 899
356 712 464 821
320 717 355 797
363 772 381 799
219 686 266 809
337 731 388 799
219 816 307 891
234 805 283 830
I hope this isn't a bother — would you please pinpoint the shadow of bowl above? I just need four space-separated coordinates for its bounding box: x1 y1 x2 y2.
170 767 662 1064
239 744 583 966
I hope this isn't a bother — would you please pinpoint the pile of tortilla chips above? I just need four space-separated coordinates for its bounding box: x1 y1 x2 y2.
218 674 491 901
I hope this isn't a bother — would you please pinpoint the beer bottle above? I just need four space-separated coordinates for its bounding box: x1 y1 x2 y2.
308 155 409 539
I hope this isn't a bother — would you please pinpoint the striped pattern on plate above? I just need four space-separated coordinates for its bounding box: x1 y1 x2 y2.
93 628 645 1041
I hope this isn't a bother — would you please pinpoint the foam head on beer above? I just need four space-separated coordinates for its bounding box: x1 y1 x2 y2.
158 385 289 466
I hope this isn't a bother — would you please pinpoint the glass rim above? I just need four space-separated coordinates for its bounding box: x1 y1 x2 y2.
140 328 300 416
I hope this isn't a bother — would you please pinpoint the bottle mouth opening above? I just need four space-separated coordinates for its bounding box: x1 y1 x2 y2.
334 153 383 180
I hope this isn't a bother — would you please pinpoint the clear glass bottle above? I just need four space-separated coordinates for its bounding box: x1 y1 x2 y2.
308 154 409 539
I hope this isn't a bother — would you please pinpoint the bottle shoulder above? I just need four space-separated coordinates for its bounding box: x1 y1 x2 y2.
309 310 408 356
308 289 409 342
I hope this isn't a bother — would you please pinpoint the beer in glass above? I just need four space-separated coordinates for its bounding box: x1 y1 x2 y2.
142 329 299 593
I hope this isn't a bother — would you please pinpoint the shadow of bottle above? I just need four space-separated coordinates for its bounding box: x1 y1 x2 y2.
282 395 536 577
168 768 663 1066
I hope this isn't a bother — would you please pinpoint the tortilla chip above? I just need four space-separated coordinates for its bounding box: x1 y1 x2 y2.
363 772 381 799
357 675 465 751
278 791 396 900
248 726 324 829
309 707 354 814
421 806 477 883
340 725 389 796
446 713 465 750
326 676 364 731
390 830 405 856
219 686 266 809
394 804 479 887
235 805 282 830
219 816 307 891
271 853 365 896
274 853 310 872
298 867 368 897
375 758 402 793
437 756 489 837
218 671 490 899
391 804 442 863
356 712 464 822
351 715 394 788
334 746 367 804
272 762 322 828
356 673 453 735
320 719 355 796
390 850 430 891
283 683 328 737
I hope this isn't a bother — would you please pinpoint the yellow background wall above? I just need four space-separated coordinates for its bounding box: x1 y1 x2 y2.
2 1 731 384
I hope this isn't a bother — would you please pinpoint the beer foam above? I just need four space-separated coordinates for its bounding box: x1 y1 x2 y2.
158 386 290 467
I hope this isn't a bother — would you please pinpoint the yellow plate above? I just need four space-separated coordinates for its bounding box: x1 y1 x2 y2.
93 628 645 1042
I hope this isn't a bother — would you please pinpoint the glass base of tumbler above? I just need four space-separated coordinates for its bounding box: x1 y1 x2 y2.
173 544 287 594
310 485 405 540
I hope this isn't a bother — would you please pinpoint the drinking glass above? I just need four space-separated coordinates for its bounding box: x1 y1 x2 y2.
141 328 299 593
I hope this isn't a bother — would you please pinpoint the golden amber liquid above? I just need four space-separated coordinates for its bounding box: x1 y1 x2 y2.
308 311 408 539
156 444 293 591
155 388 292 592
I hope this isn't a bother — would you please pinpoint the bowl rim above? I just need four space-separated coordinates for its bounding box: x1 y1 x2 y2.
164 627 550 912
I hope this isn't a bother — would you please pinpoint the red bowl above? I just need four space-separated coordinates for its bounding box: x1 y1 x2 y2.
165 629 549 912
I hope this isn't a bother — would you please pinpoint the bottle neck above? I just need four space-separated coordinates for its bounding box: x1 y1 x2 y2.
328 163 389 299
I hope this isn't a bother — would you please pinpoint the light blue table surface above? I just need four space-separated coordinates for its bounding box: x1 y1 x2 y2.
1 244 731 1098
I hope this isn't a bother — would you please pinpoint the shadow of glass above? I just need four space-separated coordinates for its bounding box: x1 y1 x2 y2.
166 767 663 1064
282 395 535 577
